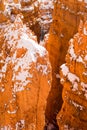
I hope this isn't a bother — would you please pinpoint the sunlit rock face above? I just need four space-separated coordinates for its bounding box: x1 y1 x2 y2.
1 0 40 41
20 0 39 25
57 20 87 130
0 15 52 130
0 0 54 42
45 0 87 126
0 0 8 23
20 0 40 40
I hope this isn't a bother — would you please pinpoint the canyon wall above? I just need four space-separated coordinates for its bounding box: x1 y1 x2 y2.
0 14 52 130
20 0 41 42
1 0 54 42
57 20 87 130
1 0 87 129
39 0 54 40
0 0 40 41
45 0 87 126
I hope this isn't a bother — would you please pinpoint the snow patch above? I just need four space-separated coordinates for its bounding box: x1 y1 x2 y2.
37 64 48 75
60 64 69 76
70 100 84 110
83 27 87 35
81 82 87 99
1 15 48 93
16 120 25 130
67 73 80 84
68 41 77 60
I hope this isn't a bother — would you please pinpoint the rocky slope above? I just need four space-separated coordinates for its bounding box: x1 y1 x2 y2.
45 0 87 127
57 20 87 130
0 15 51 130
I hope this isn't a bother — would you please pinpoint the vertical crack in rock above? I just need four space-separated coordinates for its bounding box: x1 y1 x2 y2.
45 0 87 128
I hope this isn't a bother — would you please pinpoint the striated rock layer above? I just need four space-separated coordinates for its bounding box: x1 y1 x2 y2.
20 0 40 42
0 0 40 41
0 15 52 130
0 0 54 42
45 0 87 126
39 0 54 40
57 21 87 130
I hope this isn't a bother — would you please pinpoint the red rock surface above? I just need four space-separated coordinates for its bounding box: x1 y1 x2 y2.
45 0 87 126
0 15 52 130
0 0 8 23
1 0 54 42
57 20 87 130
1 0 87 129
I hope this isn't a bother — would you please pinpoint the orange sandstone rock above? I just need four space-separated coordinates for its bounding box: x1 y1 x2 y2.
0 0 8 23
0 15 52 130
46 0 87 125
57 20 87 130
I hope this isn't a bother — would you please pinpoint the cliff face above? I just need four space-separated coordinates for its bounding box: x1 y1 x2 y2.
1 0 87 129
57 20 87 130
39 0 54 40
3 0 39 25
45 0 87 126
1 0 54 42
20 0 41 42
0 0 8 23
0 15 51 130
0 0 40 41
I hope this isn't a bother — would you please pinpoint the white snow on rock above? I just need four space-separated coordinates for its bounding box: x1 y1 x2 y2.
70 100 84 110
84 0 87 3
77 56 84 63
0 15 48 93
83 27 87 35
16 120 25 130
84 55 87 61
0 125 12 130
60 64 69 76
60 63 80 91
81 82 87 99
68 39 77 60
67 73 80 84
39 0 54 37
7 109 17 114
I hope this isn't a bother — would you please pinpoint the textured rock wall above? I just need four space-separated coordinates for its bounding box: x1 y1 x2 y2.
39 0 54 40
0 15 52 130
1 0 54 42
1 0 40 42
0 0 8 23
20 0 40 41
45 0 87 126
57 20 87 130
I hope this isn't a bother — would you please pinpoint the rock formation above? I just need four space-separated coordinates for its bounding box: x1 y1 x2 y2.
45 0 87 126
1 0 87 129
39 0 54 40
57 20 87 130
0 15 52 130
0 0 8 23
1 0 40 41
1 0 54 42
20 0 41 42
